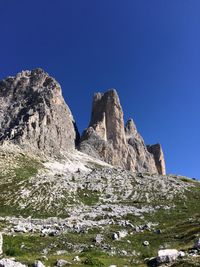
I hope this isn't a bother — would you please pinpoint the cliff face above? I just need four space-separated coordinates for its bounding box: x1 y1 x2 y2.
147 144 166 175
0 68 79 156
80 89 166 174
0 69 166 174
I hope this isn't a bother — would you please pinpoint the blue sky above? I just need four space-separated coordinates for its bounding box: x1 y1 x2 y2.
0 0 200 178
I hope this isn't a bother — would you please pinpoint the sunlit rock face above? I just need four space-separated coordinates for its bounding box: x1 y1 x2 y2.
80 89 166 174
0 68 79 156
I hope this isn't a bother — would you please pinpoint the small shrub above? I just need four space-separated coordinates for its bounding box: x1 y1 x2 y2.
84 256 104 266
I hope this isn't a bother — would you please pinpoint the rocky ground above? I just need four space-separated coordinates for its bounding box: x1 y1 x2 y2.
0 146 200 267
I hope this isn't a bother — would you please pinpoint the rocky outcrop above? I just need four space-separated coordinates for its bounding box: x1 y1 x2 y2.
147 144 166 175
0 69 165 173
157 249 179 265
80 89 166 174
0 259 27 267
125 119 158 173
0 68 79 156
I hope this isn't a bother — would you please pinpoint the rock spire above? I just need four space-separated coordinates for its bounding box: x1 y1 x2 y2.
80 89 166 174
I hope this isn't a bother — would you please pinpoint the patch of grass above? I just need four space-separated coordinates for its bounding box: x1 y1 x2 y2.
84 256 105 266
0 153 43 217
77 188 100 206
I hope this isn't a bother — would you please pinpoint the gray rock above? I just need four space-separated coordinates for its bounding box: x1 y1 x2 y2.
143 241 149 246
80 89 165 174
112 233 119 240
157 249 179 264
117 230 128 239
0 68 79 157
34 261 45 267
56 260 71 267
14 225 27 233
94 234 103 244
0 259 27 267
72 256 80 262
147 144 166 175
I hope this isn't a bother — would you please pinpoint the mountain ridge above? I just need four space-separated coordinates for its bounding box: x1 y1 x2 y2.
0 69 199 267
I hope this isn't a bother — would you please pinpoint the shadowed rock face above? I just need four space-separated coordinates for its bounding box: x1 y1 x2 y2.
147 144 166 175
125 119 159 173
0 68 79 156
80 89 166 174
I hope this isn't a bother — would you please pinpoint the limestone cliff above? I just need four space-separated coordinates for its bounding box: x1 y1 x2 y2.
79 89 166 174
0 68 79 156
147 144 166 175
0 69 166 174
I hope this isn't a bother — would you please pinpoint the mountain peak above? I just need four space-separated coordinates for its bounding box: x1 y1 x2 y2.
0 69 78 156
80 89 166 174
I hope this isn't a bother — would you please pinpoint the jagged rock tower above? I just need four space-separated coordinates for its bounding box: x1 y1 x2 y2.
79 89 166 174
0 68 79 156
0 69 166 174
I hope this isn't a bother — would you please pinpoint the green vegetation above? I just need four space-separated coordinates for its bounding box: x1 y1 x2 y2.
77 188 100 206
0 152 43 217
0 150 200 266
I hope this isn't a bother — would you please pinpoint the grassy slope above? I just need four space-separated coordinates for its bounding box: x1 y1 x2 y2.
0 150 200 266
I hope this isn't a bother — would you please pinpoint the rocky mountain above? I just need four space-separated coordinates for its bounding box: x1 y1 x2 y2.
0 68 79 157
0 69 199 267
0 69 165 174
80 89 166 175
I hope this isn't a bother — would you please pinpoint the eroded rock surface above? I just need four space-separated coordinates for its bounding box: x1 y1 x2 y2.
0 68 79 156
80 89 166 174
147 143 166 175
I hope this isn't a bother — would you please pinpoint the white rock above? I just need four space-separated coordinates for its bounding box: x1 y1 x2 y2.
121 250 127 255
178 251 186 258
34 261 45 267
72 256 80 262
56 250 67 255
0 259 27 267
56 259 71 267
117 230 127 239
157 249 179 264
109 265 117 267
94 234 103 244
14 225 27 233
143 241 149 246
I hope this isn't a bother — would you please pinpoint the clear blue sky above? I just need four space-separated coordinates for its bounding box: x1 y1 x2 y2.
0 1 200 178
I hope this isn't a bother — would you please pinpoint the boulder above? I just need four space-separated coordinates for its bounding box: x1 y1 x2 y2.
72 256 80 262
94 234 103 244
143 241 150 246
56 259 71 267
117 230 128 239
14 225 27 233
112 233 119 240
0 259 27 267
34 261 45 267
157 249 179 264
